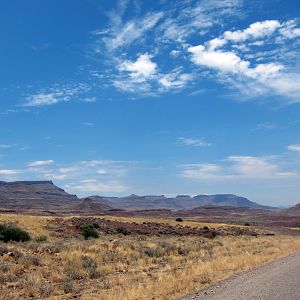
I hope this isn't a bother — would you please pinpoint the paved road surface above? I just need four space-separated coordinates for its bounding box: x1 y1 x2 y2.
181 252 300 300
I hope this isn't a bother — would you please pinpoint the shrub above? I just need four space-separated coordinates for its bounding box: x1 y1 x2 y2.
0 262 11 273
117 227 131 235
81 255 102 279
34 235 48 242
175 218 183 222
143 247 163 258
244 222 250 226
61 278 73 293
203 230 217 239
79 224 99 240
36 283 54 298
0 224 30 242
19 255 41 268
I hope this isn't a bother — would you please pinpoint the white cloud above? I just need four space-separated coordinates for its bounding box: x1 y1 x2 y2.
24 84 89 107
188 19 300 100
159 70 192 90
82 97 97 103
177 137 211 147
170 50 180 57
115 54 193 94
180 163 223 180
0 169 20 175
25 93 60 106
179 155 298 181
103 12 163 51
279 20 300 39
188 45 250 74
188 45 284 78
227 156 279 179
119 54 157 81
158 0 243 42
256 122 277 130
223 20 281 42
0 144 16 149
65 179 127 193
28 160 54 167
287 144 300 153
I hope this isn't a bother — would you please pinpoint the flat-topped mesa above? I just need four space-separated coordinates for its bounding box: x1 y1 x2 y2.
0 180 79 211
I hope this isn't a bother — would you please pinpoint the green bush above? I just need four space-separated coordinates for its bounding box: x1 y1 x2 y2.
175 218 183 222
79 224 99 240
0 224 31 243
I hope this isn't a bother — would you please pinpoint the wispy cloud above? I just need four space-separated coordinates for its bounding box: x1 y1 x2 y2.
0 159 136 195
24 84 90 107
158 0 244 43
287 144 300 153
65 179 127 193
28 160 54 167
0 169 20 175
179 154 298 181
0 144 17 149
103 11 164 51
177 137 211 147
256 122 278 131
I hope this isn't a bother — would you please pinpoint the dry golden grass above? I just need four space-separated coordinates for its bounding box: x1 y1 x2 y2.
0 214 300 300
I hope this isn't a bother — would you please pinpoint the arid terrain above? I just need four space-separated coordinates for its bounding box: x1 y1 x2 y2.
1 213 300 300
0 181 300 299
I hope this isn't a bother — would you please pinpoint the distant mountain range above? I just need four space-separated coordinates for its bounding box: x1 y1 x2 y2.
82 193 277 211
0 181 299 227
0 181 282 214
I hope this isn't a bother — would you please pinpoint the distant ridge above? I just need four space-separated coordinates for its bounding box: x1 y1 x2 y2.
0 181 277 214
83 193 276 211
280 203 300 216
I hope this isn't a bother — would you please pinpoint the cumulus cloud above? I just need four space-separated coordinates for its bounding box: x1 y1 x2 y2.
188 19 300 100
114 54 192 94
119 54 157 81
223 20 281 42
90 2 300 101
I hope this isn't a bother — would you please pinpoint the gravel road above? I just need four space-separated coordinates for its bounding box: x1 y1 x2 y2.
180 252 300 300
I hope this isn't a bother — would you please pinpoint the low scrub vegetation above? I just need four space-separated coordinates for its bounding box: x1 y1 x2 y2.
1 214 300 300
79 223 99 240
0 223 30 242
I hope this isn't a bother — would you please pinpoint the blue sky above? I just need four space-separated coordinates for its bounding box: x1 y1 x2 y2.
1 0 300 206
